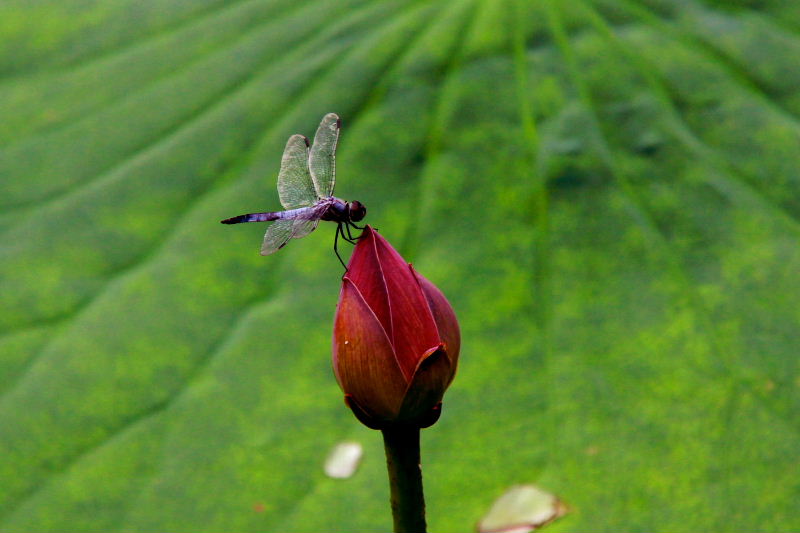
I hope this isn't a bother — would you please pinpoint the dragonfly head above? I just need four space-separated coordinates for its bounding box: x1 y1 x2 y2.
347 201 366 222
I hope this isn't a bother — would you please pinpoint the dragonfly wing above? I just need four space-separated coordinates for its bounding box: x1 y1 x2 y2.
290 201 329 239
291 219 319 239
261 220 295 255
278 134 317 209
309 113 340 198
260 204 326 255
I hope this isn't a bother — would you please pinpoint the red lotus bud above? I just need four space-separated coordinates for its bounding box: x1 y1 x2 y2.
332 226 460 429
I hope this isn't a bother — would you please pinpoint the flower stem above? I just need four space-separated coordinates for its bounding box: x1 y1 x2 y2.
381 426 427 533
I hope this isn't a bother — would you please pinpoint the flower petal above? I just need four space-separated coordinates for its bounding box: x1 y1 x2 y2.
371 230 441 380
397 344 455 423
333 278 407 421
346 226 393 340
415 268 460 384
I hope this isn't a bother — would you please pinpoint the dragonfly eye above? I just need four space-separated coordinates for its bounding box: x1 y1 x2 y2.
349 201 366 222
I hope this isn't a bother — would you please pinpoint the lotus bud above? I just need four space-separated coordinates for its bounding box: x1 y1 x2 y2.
332 226 460 429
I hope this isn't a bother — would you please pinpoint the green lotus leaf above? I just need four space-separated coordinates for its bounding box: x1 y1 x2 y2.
0 1 797 531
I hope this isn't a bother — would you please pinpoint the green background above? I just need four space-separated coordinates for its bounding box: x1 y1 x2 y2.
1 0 798 531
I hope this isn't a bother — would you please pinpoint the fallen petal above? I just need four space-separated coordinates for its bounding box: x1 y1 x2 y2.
323 441 364 479
477 485 567 533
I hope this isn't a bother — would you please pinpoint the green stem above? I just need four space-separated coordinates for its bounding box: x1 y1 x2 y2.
382 426 427 533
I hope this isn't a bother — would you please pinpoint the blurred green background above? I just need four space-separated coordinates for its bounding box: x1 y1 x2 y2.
1 0 799 531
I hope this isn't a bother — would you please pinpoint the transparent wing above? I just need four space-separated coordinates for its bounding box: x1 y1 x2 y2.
261 220 294 255
260 204 327 255
309 113 340 198
291 219 319 239
278 134 317 209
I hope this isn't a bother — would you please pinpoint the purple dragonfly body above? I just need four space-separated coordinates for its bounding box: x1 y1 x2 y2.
221 113 366 260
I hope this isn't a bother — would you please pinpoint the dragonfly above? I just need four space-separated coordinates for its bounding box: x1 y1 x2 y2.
221 113 366 267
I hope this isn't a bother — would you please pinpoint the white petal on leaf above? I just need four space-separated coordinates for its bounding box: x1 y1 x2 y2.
323 441 363 479
477 485 567 533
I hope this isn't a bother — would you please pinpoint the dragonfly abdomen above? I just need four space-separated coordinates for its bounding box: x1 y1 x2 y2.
220 205 323 225
221 212 281 224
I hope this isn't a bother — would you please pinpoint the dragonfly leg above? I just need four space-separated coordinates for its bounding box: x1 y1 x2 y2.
341 231 357 245
345 221 365 242
334 223 348 271
337 222 358 245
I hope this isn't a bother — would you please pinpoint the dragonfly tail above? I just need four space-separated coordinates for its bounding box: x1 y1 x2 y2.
220 212 280 224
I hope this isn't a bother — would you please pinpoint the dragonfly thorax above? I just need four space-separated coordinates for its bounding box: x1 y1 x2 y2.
322 198 367 223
